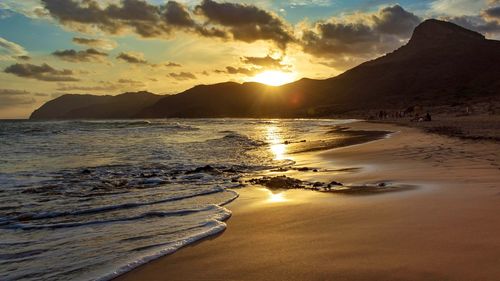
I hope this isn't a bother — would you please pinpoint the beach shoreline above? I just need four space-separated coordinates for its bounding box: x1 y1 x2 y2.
115 121 500 281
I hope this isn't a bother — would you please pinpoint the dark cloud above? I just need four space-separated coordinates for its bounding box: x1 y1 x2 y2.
164 1 195 27
41 0 226 40
195 0 294 49
300 5 421 66
117 78 146 86
17 55 31 61
4 63 79 82
52 48 108 62
483 6 500 21
151 61 182 67
301 22 379 57
165 62 182 67
241 55 287 69
116 51 147 64
373 5 421 37
168 72 197 80
72 37 117 50
0 89 36 109
216 66 259 76
41 0 161 36
447 15 500 35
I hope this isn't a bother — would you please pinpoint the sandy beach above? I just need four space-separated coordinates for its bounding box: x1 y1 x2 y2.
116 121 500 281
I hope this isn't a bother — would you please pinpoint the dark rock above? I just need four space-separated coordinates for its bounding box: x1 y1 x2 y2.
223 168 238 173
81 169 92 175
329 180 343 186
313 182 324 187
250 176 304 189
186 165 221 175
272 167 289 172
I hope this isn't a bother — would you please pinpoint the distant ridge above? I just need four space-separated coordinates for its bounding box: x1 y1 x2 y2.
31 19 500 119
30 91 162 119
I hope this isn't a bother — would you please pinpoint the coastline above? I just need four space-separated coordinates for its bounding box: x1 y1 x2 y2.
371 115 500 141
115 121 500 281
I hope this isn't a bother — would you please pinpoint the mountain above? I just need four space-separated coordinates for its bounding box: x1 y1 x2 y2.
30 91 163 119
31 19 500 119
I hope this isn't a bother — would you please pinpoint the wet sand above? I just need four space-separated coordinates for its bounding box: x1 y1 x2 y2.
116 121 500 281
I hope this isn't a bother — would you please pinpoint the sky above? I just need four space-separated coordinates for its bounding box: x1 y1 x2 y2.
1 0 499 118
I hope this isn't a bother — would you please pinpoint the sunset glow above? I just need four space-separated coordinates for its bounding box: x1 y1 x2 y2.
252 71 296 86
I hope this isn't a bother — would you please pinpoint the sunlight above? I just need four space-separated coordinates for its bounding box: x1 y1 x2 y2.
268 192 287 203
266 125 286 160
252 70 295 86
259 188 288 203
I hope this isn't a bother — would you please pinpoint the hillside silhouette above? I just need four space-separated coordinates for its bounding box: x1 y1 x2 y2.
31 20 500 119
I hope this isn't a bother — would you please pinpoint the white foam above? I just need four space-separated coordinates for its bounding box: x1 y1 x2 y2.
96 206 233 281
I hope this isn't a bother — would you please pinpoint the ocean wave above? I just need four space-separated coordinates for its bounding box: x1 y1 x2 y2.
219 132 265 147
0 118 335 281
8 205 226 230
9 186 226 223
0 249 47 261
96 212 231 281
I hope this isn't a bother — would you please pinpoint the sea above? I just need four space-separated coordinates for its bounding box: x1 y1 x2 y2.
0 118 354 281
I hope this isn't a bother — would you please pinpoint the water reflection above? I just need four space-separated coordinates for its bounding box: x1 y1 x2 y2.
268 192 287 203
260 188 288 203
266 125 286 160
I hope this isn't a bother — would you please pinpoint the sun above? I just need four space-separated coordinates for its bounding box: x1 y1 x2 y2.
252 70 296 86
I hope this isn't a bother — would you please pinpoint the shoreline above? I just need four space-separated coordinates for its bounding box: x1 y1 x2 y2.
116 121 500 281
370 114 500 142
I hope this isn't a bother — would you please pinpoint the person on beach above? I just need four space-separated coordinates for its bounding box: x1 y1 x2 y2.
425 112 432 122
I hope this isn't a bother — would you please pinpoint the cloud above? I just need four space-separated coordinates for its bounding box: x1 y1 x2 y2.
41 0 163 36
446 15 500 35
116 51 147 64
56 81 120 91
443 1 500 36
430 0 489 17
483 5 500 21
195 0 294 49
72 37 118 50
52 48 108 63
16 55 31 61
164 0 196 27
151 61 182 68
216 66 259 76
168 71 197 80
299 5 421 68
0 89 36 109
40 0 293 48
4 63 79 82
373 5 422 37
0 37 28 60
241 55 290 70
40 0 226 40
56 79 146 92
165 62 182 67
0 1 50 19
117 78 146 87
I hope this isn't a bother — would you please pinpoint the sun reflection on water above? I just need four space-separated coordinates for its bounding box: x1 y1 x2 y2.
266 125 286 160
260 188 288 203
269 192 287 203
